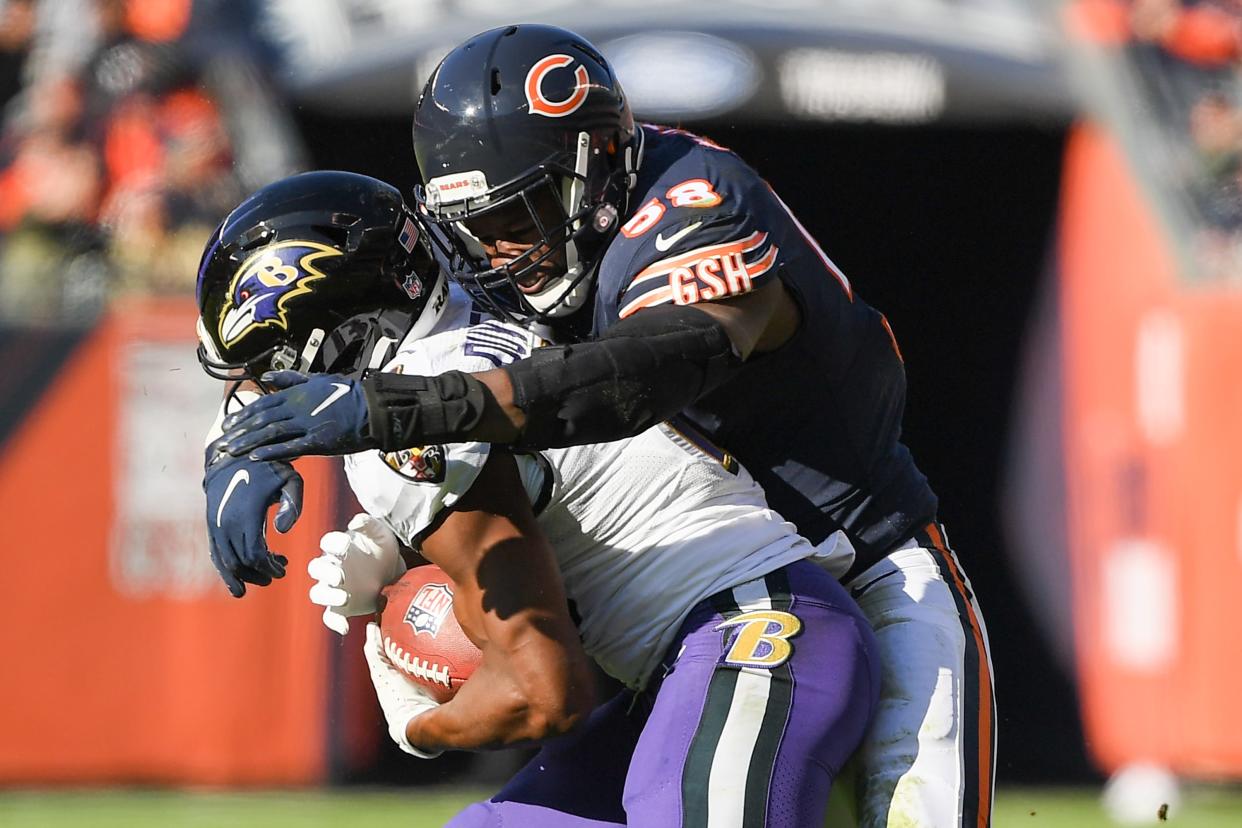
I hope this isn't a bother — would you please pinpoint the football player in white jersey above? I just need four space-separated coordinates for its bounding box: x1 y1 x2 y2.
208 27 996 828
197 171 878 827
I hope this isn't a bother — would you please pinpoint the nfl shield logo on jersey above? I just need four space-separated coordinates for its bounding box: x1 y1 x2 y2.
404 582 455 637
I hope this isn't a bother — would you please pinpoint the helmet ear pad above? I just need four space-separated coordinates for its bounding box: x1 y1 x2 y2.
317 305 418 377
195 171 443 382
412 23 640 323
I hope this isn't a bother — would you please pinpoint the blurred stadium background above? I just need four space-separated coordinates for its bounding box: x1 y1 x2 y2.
0 0 1240 824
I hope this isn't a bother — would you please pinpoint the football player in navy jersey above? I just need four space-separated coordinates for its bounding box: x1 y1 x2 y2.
214 24 995 827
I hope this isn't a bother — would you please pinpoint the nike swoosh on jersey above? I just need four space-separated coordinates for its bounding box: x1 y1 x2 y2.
216 468 251 527
310 382 352 417
654 221 702 252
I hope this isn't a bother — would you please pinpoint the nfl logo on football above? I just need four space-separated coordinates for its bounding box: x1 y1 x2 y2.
403 583 454 637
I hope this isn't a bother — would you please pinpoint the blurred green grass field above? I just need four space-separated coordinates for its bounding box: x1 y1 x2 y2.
2 786 1241 826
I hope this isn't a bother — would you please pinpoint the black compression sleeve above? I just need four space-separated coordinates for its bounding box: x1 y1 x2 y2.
362 370 490 451
506 304 742 449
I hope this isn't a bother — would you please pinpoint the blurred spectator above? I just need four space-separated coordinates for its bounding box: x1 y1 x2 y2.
0 70 106 324
101 87 241 296
1187 89 1242 184
1070 0 1242 63
1131 0 1242 66
0 0 36 109
0 0 304 327
0 125 105 322
1185 90 1242 275
1066 0 1242 281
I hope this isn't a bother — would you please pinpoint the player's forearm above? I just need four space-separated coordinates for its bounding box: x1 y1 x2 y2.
407 450 595 752
361 306 742 452
502 304 742 449
362 369 521 450
406 631 594 752
413 560 596 751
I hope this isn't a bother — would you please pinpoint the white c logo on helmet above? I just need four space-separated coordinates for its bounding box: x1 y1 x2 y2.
525 54 590 118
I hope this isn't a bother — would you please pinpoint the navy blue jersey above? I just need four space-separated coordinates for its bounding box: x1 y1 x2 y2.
593 126 937 568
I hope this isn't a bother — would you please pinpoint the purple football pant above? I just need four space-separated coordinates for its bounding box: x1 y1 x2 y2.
447 559 880 827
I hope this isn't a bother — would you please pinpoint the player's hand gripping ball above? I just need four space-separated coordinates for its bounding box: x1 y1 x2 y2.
378 565 481 703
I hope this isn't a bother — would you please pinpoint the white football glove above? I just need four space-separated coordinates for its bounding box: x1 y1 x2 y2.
309 513 407 635
364 622 442 759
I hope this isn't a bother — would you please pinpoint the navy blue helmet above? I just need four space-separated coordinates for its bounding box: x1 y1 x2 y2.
413 24 641 323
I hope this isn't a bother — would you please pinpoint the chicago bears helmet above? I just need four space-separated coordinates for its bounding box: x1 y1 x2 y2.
413 24 641 323
196 171 445 384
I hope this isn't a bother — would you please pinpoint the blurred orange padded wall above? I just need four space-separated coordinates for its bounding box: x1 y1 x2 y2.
1061 123 1242 775
0 299 338 784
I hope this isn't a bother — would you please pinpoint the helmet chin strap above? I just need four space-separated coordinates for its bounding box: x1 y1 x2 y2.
525 260 595 317
624 126 645 191
295 328 326 372
559 131 591 292
196 317 225 364
366 334 398 371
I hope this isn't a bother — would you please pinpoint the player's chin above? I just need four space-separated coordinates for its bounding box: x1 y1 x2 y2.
515 269 559 295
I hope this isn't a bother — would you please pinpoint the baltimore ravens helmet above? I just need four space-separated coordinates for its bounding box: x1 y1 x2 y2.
196 170 445 384
413 24 641 322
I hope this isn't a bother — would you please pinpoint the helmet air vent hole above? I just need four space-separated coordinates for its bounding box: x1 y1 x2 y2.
331 212 361 226
237 226 270 250
313 225 350 247
504 26 518 36
490 68 502 95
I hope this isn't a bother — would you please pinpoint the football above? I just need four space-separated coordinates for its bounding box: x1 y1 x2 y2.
378 564 481 703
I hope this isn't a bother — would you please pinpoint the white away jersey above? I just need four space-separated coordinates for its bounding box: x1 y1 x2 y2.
345 289 835 688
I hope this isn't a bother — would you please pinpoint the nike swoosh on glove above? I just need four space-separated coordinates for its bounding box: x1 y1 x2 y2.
214 371 376 463
203 448 303 598
364 622 442 758
309 513 408 636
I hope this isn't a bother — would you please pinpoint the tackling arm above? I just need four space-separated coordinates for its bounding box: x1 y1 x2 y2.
399 449 596 752
215 281 795 460
364 283 794 451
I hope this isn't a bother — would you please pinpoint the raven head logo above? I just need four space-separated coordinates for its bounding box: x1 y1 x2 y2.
218 241 342 347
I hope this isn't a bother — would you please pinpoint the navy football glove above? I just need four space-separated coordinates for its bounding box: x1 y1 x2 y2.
216 371 376 462
203 448 303 598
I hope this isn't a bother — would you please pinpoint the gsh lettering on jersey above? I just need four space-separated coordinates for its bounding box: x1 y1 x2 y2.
619 232 778 317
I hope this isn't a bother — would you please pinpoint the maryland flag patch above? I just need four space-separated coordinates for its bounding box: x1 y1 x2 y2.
381 445 447 483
